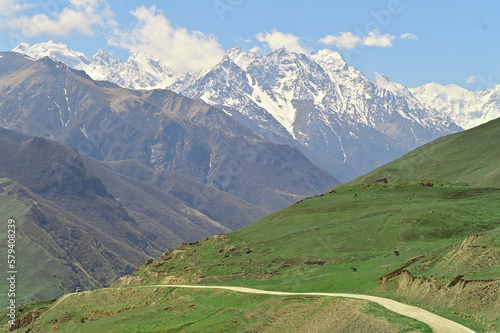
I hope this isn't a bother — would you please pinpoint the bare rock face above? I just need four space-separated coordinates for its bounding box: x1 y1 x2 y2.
394 234 500 321
10 308 45 331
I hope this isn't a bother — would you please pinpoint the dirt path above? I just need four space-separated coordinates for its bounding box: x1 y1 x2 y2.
156 285 475 333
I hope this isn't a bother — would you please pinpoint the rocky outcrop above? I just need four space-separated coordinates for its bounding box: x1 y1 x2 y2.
10 308 45 331
378 256 424 285
396 271 500 320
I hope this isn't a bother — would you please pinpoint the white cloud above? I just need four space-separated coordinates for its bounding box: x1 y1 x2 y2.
400 33 418 40
319 32 362 49
320 30 415 49
363 30 396 47
0 0 26 16
109 6 224 74
256 29 310 54
467 76 478 84
1 0 114 37
249 46 260 54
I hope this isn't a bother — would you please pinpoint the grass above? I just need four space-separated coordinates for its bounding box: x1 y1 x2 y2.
130 179 500 293
355 117 500 187
110 178 500 331
17 286 431 333
9 178 500 331
0 299 56 326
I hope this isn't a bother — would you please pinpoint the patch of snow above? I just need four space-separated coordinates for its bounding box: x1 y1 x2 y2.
247 73 296 138
63 87 72 127
53 101 64 127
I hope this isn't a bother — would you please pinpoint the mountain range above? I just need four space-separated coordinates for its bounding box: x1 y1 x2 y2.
15 41 497 181
1 40 499 332
0 51 338 213
4 39 500 298
410 82 500 130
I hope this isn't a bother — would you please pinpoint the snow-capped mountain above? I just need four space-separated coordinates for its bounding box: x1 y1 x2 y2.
13 40 90 69
169 47 461 179
12 41 465 180
410 83 500 130
13 40 177 89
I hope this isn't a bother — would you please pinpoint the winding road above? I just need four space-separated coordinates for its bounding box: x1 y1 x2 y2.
157 285 475 333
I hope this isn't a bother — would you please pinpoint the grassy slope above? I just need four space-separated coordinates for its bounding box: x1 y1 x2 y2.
110 179 500 331
0 179 93 305
0 127 264 305
13 178 496 332
355 117 500 187
7 287 431 333
127 180 500 292
0 179 72 301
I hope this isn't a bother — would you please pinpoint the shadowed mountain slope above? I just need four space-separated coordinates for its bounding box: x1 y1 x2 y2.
0 52 340 213
0 127 264 302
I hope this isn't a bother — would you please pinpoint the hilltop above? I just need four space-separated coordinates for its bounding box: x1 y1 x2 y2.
355 116 500 187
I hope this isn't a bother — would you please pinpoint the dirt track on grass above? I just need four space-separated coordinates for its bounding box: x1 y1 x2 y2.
158 285 475 333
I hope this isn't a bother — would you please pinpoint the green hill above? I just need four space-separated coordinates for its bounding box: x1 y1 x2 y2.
9 119 500 331
354 117 500 187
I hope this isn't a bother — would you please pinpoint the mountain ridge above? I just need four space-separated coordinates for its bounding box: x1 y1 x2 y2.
12 40 469 181
410 82 500 130
14 41 498 138
0 51 339 212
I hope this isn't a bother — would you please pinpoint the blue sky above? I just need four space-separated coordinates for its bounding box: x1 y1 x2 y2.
0 0 499 90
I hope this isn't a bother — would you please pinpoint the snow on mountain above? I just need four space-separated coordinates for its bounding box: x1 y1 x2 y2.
13 41 177 89
12 41 467 180
13 40 90 69
103 51 177 89
168 47 461 179
410 83 500 130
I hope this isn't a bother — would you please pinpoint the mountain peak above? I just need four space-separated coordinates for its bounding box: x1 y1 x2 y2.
129 50 157 63
92 49 111 57
374 72 391 82
225 46 243 57
12 42 31 52
310 49 347 72
46 40 65 46
373 72 407 94
13 40 89 68
224 47 261 71
272 46 289 56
